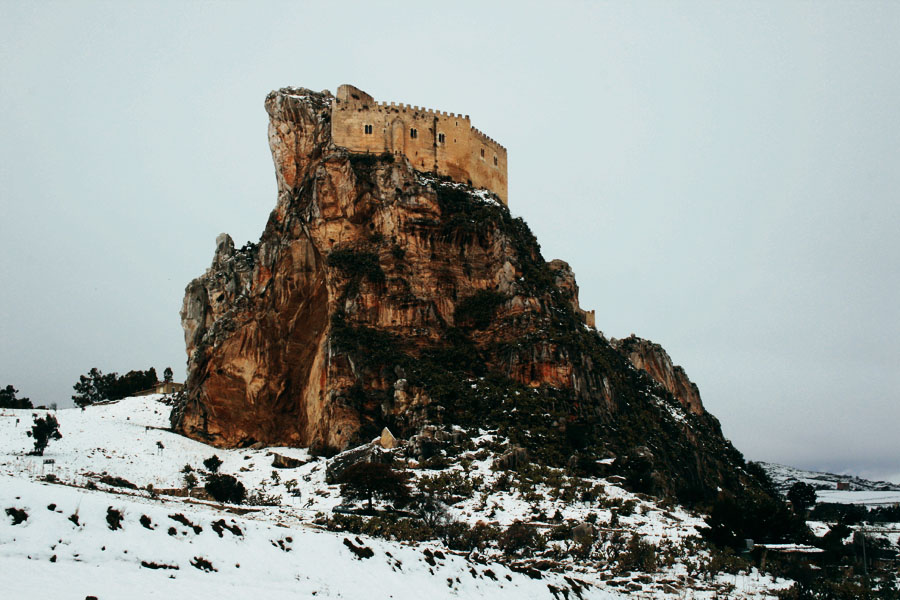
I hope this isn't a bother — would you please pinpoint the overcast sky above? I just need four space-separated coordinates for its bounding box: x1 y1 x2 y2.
2 1 898 482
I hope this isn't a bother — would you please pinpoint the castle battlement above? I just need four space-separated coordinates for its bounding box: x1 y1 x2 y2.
331 84 508 205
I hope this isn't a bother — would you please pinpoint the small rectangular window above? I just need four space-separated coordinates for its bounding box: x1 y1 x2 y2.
363 124 373 135
480 148 485 158
438 133 445 144
410 128 418 139
493 156 498 166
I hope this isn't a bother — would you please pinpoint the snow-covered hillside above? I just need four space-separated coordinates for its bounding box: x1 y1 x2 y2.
2 397 789 599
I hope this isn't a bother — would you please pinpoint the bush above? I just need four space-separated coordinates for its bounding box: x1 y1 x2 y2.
205 473 246 504
27 413 62 456
441 521 500 552
499 521 541 556
0 385 32 409
327 249 385 294
454 290 507 330
203 455 223 473
617 534 658 573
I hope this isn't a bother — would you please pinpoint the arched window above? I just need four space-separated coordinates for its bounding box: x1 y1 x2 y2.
410 128 418 139
363 124 373 135
480 148 485 159
493 156 498 166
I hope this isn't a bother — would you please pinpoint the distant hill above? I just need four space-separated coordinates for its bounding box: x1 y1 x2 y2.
759 462 900 495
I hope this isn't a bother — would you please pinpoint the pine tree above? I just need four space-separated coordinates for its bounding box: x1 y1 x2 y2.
0 385 33 409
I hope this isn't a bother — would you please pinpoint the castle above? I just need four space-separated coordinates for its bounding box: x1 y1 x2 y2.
331 85 508 205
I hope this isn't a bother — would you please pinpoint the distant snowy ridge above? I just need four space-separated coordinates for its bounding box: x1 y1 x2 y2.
759 461 900 496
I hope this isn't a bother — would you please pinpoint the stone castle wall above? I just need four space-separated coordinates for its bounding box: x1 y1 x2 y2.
331 85 508 205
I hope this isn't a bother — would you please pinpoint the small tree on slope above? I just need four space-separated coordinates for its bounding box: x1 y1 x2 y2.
27 414 62 456
338 462 410 511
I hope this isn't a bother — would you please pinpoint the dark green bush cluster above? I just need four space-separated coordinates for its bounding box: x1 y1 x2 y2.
71 367 160 407
453 290 507 330
700 491 807 550
205 473 246 504
327 249 385 287
417 470 481 505
616 534 658 573
499 520 543 556
327 513 434 543
0 385 32 409
442 521 501 552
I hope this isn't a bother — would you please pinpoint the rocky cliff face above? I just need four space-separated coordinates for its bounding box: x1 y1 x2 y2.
172 86 761 504
611 335 704 416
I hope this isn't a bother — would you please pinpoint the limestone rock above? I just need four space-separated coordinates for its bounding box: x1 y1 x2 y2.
170 85 768 505
611 335 705 415
379 427 398 450
271 453 305 469
325 442 391 484
493 446 529 471
572 522 595 545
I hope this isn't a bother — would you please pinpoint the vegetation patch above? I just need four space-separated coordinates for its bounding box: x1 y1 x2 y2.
169 513 202 534
105 507 124 530
211 518 243 538
140 560 179 570
454 290 507 330
5 507 28 525
99 475 137 489
205 473 246 505
343 537 375 559
190 556 217 572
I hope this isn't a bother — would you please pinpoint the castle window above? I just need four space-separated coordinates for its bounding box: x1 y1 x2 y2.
480 148 485 159
494 156 498 166
410 128 418 139
438 133 445 144
364 124 373 135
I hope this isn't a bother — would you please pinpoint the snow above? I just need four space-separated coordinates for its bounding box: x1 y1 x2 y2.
416 173 504 207
1 397 792 599
815 490 900 507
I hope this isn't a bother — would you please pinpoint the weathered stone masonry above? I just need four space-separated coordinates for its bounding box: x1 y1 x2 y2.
331 84 508 205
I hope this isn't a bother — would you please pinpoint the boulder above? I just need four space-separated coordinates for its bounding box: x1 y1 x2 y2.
379 427 398 449
572 522 595 545
325 442 391 484
492 446 529 471
271 453 305 469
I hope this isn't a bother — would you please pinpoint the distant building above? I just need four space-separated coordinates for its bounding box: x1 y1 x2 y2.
836 482 850 491
134 381 184 396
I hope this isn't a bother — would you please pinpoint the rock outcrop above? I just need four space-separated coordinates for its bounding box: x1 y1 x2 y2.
172 86 761 504
611 335 704 415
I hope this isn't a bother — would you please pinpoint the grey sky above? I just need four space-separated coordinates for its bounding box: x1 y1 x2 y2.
2 2 898 481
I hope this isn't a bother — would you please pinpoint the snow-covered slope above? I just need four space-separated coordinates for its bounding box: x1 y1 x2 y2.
2 397 789 599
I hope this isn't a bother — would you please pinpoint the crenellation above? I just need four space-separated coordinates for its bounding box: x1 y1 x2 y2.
331 84 507 204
